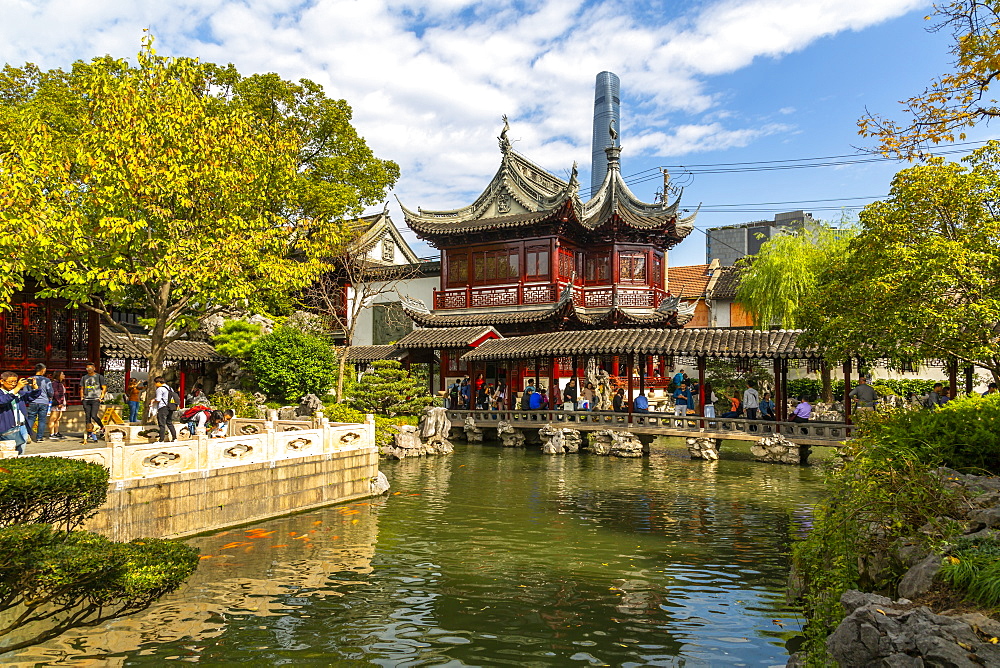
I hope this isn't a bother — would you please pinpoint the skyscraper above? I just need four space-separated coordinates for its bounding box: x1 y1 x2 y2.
590 71 621 194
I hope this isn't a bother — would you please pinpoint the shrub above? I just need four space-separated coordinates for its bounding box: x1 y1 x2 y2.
246 326 338 402
323 401 399 453
0 458 108 530
856 393 1000 474
940 534 1000 608
209 390 261 419
349 360 433 417
792 427 962 665
0 457 199 652
211 319 263 359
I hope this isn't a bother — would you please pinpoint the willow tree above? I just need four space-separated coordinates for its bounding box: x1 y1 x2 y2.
860 0 1000 157
800 143 1000 382
0 35 398 386
735 222 856 400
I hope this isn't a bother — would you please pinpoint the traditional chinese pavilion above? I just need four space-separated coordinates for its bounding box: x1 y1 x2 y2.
396 121 699 392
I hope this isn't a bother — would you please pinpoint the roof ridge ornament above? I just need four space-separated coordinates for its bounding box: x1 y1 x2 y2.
499 114 511 154
400 295 430 315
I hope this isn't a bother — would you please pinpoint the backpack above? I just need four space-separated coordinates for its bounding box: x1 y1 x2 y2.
181 405 209 421
166 387 180 411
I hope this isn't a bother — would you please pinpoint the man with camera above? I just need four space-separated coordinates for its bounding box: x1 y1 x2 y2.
0 371 43 455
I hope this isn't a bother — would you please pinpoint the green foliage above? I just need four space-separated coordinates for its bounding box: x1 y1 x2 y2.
705 360 773 398
0 456 199 652
0 524 199 652
735 221 856 328
349 360 433 417
208 390 261 419
322 401 398 453
792 423 963 665
940 535 1000 608
0 458 108 530
800 143 1000 379
856 393 1000 474
0 34 398 379
784 377 940 402
212 320 263 359
247 326 338 402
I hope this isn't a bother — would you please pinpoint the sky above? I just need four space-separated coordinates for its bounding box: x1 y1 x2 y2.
2 0 992 266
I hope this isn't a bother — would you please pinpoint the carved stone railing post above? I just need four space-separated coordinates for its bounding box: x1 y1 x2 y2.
365 413 376 451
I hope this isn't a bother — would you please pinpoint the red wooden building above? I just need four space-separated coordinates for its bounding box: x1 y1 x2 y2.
397 126 698 394
0 291 100 403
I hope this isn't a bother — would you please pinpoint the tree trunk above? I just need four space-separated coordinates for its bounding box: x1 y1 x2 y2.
336 347 349 403
821 363 833 403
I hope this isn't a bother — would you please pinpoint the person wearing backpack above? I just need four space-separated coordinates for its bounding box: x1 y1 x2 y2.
152 376 179 442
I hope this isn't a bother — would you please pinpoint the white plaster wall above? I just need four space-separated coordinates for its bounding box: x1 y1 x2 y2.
710 299 731 327
349 275 439 346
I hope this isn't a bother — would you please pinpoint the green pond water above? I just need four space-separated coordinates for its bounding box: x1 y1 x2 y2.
14 441 828 667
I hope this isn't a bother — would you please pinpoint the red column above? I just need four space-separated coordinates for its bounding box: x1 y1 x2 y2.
949 359 958 398
627 352 634 423
179 365 187 409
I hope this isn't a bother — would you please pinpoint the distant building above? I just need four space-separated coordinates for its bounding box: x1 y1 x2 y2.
667 261 721 328
705 210 814 265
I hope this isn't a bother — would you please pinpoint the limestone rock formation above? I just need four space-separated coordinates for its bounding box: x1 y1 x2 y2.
277 406 299 421
497 421 525 447
369 471 391 495
419 406 454 455
824 590 1000 667
539 425 582 454
384 425 427 459
751 433 809 465
686 436 720 460
587 430 644 458
297 393 324 417
463 416 484 443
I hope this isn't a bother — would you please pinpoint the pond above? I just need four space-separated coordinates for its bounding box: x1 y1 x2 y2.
12 442 828 667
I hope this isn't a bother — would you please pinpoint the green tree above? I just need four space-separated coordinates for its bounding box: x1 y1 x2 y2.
800 143 1000 382
734 221 855 400
0 34 398 390
0 458 198 653
246 326 338 402
860 1 1000 158
349 360 432 417
211 320 263 359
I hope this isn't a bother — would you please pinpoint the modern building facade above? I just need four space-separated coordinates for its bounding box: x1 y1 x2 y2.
590 71 621 194
704 210 815 265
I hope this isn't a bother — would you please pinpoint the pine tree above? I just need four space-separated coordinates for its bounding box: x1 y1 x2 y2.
349 360 432 417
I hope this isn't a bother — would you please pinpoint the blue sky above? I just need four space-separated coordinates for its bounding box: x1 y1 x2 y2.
1 0 986 266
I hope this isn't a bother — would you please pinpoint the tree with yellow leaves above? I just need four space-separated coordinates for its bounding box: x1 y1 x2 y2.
861 1 1000 157
0 34 398 389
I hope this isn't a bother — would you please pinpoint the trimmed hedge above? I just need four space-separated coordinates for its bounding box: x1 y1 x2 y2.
785 377 941 401
0 457 108 530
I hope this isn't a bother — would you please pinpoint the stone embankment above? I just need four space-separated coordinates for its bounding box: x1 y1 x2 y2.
791 470 1000 666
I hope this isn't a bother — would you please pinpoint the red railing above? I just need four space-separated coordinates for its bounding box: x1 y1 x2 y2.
433 283 668 310
434 283 667 309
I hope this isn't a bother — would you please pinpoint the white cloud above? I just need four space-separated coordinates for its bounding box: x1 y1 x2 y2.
0 0 924 249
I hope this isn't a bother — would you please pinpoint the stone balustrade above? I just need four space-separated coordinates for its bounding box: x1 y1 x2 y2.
0 412 376 483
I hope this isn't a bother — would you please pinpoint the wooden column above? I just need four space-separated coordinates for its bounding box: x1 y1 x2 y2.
965 365 975 395
773 358 781 422
639 354 645 398
781 360 789 422
948 359 958 398
124 358 132 400
428 353 436 399
550 356 557 408
179 364 187 409
698 356 706 427
843 358 853 425
627 352 634 422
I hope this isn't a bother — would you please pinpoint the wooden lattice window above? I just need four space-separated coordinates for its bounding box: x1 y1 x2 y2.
652 253 663 289
447 253 468 287
619 252 647 284
525 245 549 282
584 251 611 285
558 249 575 280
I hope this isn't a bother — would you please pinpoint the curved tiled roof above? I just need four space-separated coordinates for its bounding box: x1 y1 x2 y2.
344 345 403 362
460 328 818 362
395 326 499 349
100 326 225 362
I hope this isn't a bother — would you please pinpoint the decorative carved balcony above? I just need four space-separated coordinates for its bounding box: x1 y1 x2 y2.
432 283 667 310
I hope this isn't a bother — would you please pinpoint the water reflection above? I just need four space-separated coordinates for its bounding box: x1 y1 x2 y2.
10 441 824 667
